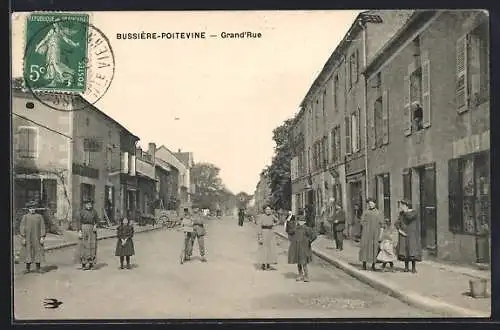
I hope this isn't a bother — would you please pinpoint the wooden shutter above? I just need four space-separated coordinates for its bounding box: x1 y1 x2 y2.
354 49 359 83
357 106 362 150
456 34 469 113
403 74 412 136
422 57 431 128
345 116 352 155
448 158 463 233
382 90 389 144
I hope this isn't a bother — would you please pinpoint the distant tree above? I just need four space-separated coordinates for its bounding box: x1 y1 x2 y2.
191 162 235 210
265 118 293 210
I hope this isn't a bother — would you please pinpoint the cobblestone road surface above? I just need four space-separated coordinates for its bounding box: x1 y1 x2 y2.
13 217 442 319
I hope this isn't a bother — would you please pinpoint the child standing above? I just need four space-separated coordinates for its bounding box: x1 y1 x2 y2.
115 217 135 269
287 215 317 282
377 218 398 271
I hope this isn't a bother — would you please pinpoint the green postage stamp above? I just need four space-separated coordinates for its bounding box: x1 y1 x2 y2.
24 12 90 93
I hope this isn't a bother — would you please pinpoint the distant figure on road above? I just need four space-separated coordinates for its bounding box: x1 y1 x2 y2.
77 198 100 270
19 200 46 274
256 206 278 270
189 208 207 262
115 217 135 270
358 198 385 271
286 213 317 282
395 199 422 273
332 203 346 251
238 208 245 226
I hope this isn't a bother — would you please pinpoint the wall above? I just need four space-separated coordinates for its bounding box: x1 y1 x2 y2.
12 91 72 221
366 11 490 263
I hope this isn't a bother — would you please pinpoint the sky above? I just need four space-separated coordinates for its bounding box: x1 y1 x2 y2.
12 10 362 195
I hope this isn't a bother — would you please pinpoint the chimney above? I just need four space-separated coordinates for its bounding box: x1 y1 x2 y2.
148 142 156 162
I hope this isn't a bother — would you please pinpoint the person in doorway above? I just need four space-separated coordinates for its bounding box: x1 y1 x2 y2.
358 198 385 271
19 200 46 274
286 212 317 282
190 208 207 262
77 198 100 270
351 203 363 242
395 199 422 273
332 203 346 251
256 206 279 270
115 217 135 269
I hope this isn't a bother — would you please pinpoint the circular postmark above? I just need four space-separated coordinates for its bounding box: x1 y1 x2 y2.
23 13 115 112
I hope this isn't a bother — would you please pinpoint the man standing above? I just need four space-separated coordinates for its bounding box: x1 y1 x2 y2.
326 198 336 239
190 208 207 262
332 203 346 250
77 198 100 270
19 200 46 273
238 208 245 226
181 208 194 261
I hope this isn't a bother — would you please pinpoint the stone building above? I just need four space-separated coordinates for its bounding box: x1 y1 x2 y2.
363 10 490 264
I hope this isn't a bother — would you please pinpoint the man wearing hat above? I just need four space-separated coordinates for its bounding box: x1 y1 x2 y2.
19 200 46 273
190 207 207 262
77 198 100 270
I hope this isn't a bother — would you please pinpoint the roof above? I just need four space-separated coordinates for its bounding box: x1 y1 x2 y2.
298 10 379 109
12 78 139 141
362 10 439 78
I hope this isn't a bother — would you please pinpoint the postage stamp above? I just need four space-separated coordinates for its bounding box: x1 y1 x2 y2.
22 12 115 111
24 12 89 93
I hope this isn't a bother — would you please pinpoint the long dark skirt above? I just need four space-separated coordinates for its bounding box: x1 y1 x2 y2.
115 238 135 257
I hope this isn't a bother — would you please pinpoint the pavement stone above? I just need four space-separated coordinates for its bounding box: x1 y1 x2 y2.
274 229 491 318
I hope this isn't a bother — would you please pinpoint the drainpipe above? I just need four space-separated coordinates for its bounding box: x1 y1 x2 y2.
361 22 370 200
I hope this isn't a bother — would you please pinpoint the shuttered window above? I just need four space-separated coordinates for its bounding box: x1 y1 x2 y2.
402 168 412 203
448 158 463 232
382 90 389 145
456 35 468 113
374 97 383 148
333 74 339 111
345 116 352 155
17 126 38 158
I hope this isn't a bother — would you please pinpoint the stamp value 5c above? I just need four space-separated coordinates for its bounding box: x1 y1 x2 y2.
24 12 90 93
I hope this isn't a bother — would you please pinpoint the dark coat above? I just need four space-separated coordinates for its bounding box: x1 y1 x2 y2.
115 224 135 257
287 223 317 265
333 208 346 232
395 209 422 261
359 208 385 263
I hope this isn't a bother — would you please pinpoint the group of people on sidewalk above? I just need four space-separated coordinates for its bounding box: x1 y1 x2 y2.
17 198 137 273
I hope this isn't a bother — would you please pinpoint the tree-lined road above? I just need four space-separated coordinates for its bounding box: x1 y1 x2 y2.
14 217 439 319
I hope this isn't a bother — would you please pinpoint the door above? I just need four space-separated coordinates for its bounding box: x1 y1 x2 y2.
474 152 490 263
350 181 363 215
419 164 437 255
104 186 114 223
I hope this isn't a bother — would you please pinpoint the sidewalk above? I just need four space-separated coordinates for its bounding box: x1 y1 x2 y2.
13 222 164 258
275 229 491 317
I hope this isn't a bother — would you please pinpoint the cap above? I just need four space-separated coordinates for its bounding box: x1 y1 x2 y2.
366 197 376 204
398 199 412 207
25 200 37 208
83 198 94 204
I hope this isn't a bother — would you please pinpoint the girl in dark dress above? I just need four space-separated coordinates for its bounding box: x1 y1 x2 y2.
395 199 422 273
286 215 317 282
115 217 135 269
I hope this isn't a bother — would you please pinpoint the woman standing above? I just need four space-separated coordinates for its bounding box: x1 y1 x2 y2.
358 198 385 271
256 206 278 270
395 199 422 273
287 214 317 282
77 198 100 270
19 201 46 273
115 217 135 269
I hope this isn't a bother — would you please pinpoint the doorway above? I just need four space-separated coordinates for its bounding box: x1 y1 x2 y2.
350 180 363 215
474 152 490 263
417 164 437 255
104 186 114 224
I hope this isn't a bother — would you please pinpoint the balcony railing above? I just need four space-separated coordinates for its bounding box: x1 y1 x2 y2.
72 163 99 179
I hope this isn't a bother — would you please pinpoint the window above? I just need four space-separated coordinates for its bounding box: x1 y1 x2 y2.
373 91 389 148
351 112 358 152
16 126 38 158
402 169 412 203
333 74 339 111
322 89 327 118
322 136 328 168
374 97 383 147
83 138 102 166
80 183 95 207
315 99 320 132
456 21 489 113
331 126 341 164
348 50 359 90
404 37 431 136
448 152 490 234
375 174 391 223
345 116 352 155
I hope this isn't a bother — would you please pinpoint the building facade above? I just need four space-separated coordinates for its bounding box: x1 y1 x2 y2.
174 149 194 209
254 172 271 213
290 10 414 227
135 143 157 222
155 145 189 212
71 97 139 225
12 89 73 226
364 10 490 264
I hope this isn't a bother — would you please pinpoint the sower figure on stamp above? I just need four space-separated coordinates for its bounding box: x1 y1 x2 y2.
77 198 99 270
189 208 207 262
257 205 278 270
19 200 46 274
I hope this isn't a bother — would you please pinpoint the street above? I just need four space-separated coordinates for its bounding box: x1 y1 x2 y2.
14 216 441 319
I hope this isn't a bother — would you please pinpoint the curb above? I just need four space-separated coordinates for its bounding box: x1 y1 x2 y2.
274 231 489 318
43 225 165 252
